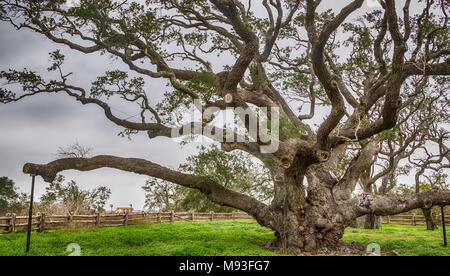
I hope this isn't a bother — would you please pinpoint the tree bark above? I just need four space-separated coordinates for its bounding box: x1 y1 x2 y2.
349 216 365 228
363 214 381 230
422 208 438 230
348 215 381 229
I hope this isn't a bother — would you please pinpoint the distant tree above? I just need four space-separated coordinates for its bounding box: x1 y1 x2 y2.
11 192 30 216
142 179 184 212
56 141 93 158
0 177 19 215
40 175 111 214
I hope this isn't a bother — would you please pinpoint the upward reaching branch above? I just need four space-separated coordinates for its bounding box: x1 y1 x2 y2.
305 0 364 149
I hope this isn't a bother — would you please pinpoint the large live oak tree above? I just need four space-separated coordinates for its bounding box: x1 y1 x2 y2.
1 0 449 254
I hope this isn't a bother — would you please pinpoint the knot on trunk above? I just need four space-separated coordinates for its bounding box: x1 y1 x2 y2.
423 199 433 210
330 80 338 89
275 139 312 169
395 98 402 109
280 157 292 169
224 93 233 104
316 150 330 162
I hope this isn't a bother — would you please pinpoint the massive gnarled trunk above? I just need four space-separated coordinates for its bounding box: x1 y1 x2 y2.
256 148 449 254
263 162 352 253
261 145 378 254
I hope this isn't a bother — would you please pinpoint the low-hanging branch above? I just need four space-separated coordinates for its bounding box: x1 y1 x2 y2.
22 155 273 227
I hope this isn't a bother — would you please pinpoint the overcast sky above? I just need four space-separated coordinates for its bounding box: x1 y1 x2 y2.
0 19 201 209
0 1 423 210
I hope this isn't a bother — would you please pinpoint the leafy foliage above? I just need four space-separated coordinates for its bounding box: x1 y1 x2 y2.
91 70 146 100
0 177 19 215
40 175 111 214
185 71 222 102
278 116 306 141
142 178 184 212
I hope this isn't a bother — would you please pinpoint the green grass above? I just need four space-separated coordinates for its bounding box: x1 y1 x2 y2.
343 224 450 256
0 221 448 256
0 220 281 256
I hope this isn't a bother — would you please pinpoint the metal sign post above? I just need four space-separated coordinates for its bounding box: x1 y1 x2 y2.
25 173 36 253
22 164 39 253
441 206 447 247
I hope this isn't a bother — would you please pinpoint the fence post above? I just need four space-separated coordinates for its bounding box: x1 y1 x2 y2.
95 213 101 227
210 211 214 221
68 213 73 224
157 212 161 223
10 213 16 233
412 213 416 226
39 213 45 233
170 211 174 222
387 216 391 225
6 214 11 233
124 211 129 226
191 211 195 221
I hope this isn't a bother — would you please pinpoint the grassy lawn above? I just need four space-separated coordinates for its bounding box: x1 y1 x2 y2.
343 224 449 256
0 220 448 256
0 220 280 256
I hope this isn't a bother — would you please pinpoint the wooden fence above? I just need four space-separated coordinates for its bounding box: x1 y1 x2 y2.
382 214 450 226
1 212 448 234
0 211 253 234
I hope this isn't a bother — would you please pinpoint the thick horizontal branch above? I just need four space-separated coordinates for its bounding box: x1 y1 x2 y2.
403 59 450 76
22 155 270 221
343 191 450 219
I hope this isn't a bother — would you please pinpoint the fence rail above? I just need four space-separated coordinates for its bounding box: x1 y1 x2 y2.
382 214 450 226
0 211 253 234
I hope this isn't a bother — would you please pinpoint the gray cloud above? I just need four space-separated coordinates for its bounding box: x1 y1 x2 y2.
0 21 195 209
